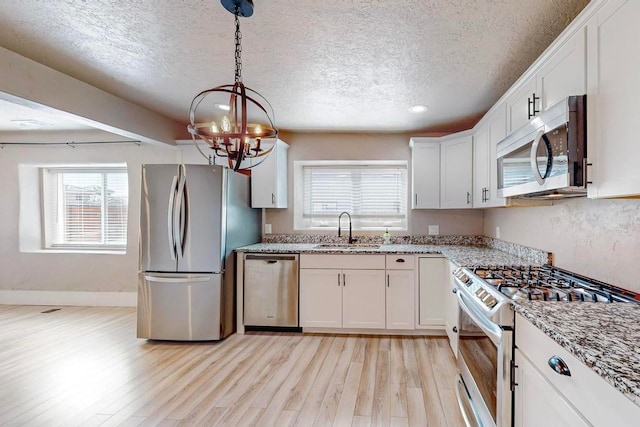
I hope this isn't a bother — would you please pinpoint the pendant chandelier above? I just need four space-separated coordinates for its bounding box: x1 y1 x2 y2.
187 0 278 171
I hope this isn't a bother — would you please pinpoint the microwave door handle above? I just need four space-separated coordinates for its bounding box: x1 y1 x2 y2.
457 291 502 346
530 129 548 185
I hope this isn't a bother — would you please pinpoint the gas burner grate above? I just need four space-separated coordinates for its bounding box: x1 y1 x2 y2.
471 265 639 303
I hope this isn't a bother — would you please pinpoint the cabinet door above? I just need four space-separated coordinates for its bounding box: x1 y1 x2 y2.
472 125 490 207
418 256 447 326
411 140 440 208
251 139 288 208
440 136 473 209
586 0 640 198
299 268 342 328
386 270 415 330
505 76 537 133
342 269 386 329
486 105 508 207
444 262 459 355
514 349 589 427
537 27 587 112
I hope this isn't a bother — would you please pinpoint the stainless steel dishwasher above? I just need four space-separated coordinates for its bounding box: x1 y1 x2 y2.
243 253 299 328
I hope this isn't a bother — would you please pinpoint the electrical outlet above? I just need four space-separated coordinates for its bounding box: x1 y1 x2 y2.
264 223 272 234
496 226 501 239
428 225 439 236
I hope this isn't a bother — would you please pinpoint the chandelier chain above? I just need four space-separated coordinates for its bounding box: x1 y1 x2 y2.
234 10 242 82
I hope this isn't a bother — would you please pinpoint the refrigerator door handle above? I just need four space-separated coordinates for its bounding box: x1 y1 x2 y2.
167 175 179 261
180 178 189 258
144 275 211 283
174 171 187 260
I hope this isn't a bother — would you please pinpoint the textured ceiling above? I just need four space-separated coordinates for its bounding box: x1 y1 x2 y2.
0 0 589 133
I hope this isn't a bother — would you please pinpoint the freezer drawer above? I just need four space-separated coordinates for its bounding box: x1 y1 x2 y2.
137 273 223 340
244 254 299 327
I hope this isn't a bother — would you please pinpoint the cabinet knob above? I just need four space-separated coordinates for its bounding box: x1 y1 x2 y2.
452 326 458 333
452 288 457 294
395 258 405 263
466 192 471 204
548 356 571 377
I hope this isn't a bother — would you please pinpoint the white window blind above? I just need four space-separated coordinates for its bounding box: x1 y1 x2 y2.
42 167 128 250
301 164 407 230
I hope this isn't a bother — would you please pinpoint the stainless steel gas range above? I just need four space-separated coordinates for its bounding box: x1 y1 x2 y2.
451 265 640 427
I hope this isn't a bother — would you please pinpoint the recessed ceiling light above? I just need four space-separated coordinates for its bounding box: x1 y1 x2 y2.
408 105 429 113
214 103 231 111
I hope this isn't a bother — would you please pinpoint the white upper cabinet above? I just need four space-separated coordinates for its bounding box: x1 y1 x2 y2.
536 26 587 112
410 138 441 209
586 0 640 198
472 123 490 207
505 75 538 134
410 133 473 209
440 135 473 209
486 105 508 207
505 23 587 135
251 139 288 208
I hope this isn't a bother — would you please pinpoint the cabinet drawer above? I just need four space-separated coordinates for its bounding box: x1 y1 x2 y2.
300 254 385 270
385 255 415 270
515 314 639 426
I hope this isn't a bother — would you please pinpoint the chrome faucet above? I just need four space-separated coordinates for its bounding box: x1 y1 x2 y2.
338 211 357 244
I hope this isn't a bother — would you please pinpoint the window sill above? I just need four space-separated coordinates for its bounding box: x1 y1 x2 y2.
21 249 127 255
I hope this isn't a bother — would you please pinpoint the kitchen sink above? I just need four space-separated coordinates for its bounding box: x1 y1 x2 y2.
314 243 381 250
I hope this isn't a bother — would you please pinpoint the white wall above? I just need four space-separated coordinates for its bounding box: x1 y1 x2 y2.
0 141 214 293
265 131 484 236
484 198 640 292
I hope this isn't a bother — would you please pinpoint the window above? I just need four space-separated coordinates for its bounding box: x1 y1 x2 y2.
42 166 128 251
295 161 408 230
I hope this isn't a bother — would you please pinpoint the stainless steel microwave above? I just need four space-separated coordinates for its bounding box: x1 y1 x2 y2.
497 95 587 199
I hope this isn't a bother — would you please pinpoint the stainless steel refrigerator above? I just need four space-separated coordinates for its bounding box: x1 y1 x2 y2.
137 164 260 341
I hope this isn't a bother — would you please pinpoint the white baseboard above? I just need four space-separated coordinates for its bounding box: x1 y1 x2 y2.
0 290 137 307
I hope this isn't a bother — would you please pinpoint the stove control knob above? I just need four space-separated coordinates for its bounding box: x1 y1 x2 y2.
485 297 498 308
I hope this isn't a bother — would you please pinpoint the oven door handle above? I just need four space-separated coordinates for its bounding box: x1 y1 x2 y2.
457 291 503 346
455 374 482 427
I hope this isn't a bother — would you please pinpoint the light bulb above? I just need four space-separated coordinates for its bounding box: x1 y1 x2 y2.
221 116 231 132
210 122 219 133
255 124 262 135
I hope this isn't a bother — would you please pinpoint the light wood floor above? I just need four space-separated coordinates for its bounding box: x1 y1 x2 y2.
0 306 464 427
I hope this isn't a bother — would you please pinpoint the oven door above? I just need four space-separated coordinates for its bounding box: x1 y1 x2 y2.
455 290 513 427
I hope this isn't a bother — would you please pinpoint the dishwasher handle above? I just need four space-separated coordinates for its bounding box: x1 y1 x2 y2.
245 254 298 262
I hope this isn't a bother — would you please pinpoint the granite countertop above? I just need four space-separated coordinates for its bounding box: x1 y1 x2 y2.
514 301 640 407
235 243 542 267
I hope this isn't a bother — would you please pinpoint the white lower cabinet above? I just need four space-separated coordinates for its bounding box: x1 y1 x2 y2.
514 348 589 427
299 268 385 329
299 254 415 331
386 270 415 330
444 261 459 355
342 269 386 329
299 268 343 328
515 313 640 426
418 255 447 326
